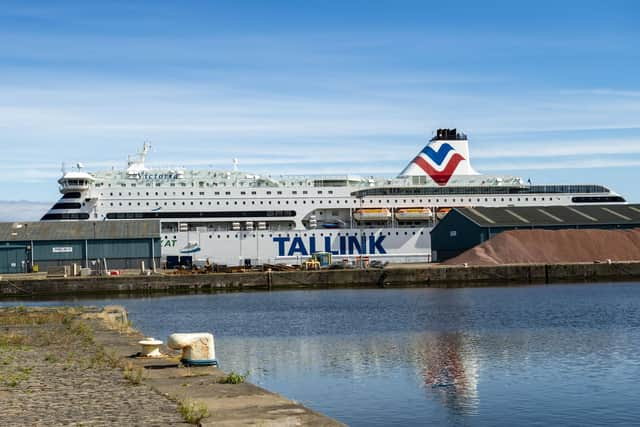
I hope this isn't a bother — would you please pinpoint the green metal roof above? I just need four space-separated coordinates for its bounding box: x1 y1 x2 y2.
452 205 640 227
0 220 160 241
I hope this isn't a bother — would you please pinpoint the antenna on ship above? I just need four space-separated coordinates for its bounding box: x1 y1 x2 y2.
233 158 239 172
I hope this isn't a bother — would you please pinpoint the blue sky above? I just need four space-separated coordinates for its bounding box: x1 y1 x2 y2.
1 0 639 220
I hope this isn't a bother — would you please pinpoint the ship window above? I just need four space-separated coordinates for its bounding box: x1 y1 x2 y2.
303 191 308 194
318 191 323 194
62 192 82 199
251 191 256 195
292 191 297 195
241 191 246 195
52 202 81 210
277 191 282 195
199 192 205 196
215 192 220 195
266 191 272 195
41 213 90 220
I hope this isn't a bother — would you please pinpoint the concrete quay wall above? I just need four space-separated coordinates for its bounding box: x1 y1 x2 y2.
2 261 640 297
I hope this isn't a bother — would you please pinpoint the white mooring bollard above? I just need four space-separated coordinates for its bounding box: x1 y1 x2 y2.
138 337 164 357
167 333 218 367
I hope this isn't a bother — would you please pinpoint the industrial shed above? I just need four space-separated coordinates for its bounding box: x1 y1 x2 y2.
0 220 160 273
431 205 640 262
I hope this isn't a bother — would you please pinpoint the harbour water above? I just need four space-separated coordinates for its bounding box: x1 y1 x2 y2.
4 282 640 426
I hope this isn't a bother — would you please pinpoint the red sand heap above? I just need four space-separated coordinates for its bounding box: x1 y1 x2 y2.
444 228 640 266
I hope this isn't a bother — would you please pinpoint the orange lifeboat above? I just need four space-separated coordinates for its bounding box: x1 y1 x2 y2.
395 207 433 221
353 208 392 221
436 207 452 219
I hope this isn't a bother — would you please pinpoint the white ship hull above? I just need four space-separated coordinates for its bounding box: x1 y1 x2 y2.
162 227 432 265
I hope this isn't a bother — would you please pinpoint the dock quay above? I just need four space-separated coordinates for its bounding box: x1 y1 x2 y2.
0 305 343 426
2 261 640 298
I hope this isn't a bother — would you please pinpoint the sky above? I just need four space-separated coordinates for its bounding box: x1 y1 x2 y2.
1 0 639 220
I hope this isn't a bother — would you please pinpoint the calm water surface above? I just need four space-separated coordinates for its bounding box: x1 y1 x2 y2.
3 282 640 426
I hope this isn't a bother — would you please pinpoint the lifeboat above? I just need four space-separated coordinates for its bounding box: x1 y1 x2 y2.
395 208 433 221
436 207 452 219
353 208 391 221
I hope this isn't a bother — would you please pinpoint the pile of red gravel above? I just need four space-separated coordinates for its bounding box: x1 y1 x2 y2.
444 228 640 266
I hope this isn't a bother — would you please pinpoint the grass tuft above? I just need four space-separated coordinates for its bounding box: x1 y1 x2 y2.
123 362 145 385
218 371 248 384
178 399 210 424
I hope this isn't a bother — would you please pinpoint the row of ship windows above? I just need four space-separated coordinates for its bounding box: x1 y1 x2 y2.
97 182 321 189
103 196 558 207
103 190 334 197
164 231 425 239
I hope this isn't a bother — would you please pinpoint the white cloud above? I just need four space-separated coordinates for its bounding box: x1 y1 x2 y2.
481 158 640 171
0 201 51 222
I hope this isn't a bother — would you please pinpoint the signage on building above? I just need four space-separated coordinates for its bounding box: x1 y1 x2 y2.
52 247 73 253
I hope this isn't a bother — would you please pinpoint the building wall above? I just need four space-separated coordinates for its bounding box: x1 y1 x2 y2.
430 211 485 262
0 245 29 273
0 238 161 273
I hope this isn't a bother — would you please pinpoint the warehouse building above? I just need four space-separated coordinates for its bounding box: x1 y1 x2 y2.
0 220 160 274
431 204 640 262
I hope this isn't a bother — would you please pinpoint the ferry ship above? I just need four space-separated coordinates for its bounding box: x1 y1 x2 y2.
41 129 626 265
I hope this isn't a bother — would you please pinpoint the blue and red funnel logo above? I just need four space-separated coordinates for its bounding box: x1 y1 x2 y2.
411 143 465 185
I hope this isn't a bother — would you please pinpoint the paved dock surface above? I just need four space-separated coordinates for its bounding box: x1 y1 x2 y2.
0 307 187 426
0 306 342 426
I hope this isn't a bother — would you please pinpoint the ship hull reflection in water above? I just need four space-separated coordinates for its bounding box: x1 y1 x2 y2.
420 332 479 415
15 283 640 426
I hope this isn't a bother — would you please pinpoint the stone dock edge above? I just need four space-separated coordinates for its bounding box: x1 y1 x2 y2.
2 261 640 297
1 305 344 426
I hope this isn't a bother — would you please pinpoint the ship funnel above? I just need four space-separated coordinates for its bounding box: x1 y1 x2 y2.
398 128 478 185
